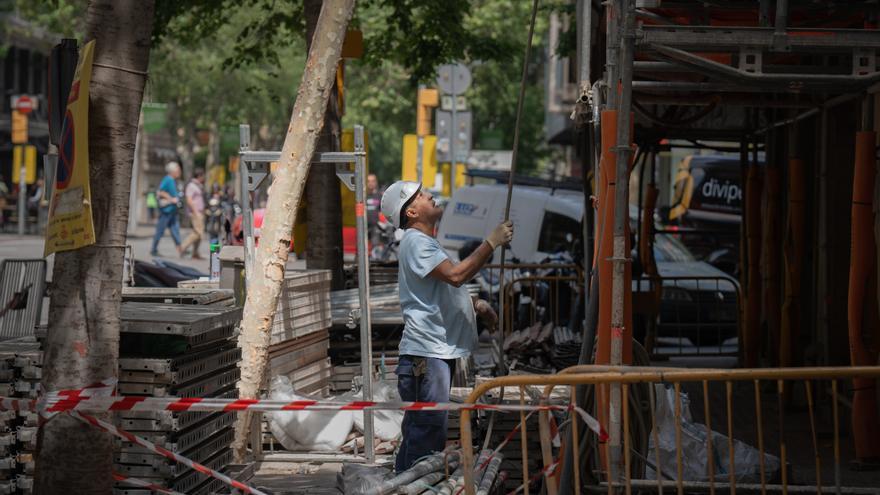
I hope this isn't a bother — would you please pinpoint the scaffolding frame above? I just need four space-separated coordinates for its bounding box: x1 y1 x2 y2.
237 125 376 464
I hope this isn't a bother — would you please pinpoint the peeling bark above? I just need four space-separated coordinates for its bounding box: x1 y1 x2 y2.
232 0 355 462
35 1 154 493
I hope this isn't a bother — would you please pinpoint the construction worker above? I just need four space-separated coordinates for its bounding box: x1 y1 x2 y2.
381 180 513 472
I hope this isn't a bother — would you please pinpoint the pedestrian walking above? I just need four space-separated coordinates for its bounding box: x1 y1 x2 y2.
366 173 382 245
205 188 224 247
150 161 183 257
380 181 512 472
179 168 207 259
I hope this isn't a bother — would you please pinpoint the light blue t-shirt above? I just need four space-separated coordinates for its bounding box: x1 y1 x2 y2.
398 229 477 359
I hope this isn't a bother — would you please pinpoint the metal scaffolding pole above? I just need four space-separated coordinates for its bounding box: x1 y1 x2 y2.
609 0 635 485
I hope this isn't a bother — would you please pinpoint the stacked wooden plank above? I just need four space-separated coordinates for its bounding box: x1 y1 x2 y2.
0 341 41 495
115 303 243 495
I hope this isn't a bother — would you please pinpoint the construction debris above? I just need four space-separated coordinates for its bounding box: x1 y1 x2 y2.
0 339 41 495
503 322 582 372
116 302 244 495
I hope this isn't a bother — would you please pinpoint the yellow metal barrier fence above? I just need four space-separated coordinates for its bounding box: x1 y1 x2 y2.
460 366 880 495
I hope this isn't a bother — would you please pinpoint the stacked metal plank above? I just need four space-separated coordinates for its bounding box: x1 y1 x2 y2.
115 303 242 495
0 338 41 495
267 270 332 395
271 270 332 344
260 271 334 452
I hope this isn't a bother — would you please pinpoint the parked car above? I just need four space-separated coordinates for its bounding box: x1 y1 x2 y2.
438 184 739 346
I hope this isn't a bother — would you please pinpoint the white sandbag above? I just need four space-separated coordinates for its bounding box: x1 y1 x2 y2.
267 375 354 451
351 380 404 441
647 383 780 483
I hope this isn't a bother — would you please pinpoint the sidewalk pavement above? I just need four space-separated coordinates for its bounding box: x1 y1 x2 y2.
0 222 211 275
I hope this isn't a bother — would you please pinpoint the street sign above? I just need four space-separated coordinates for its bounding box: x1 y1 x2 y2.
435 110 472 163
436 63 472 95
11 110 27 144
467 150 513 171
11 94 38 115
440 95 467 111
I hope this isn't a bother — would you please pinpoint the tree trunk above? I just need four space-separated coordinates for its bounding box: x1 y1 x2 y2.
231 0 355 462
35 1 154 493
305 0 345 290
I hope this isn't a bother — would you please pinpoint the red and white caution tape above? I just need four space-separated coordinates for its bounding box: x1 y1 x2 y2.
112 472 185 495
72 411 267 495
21 395 578 415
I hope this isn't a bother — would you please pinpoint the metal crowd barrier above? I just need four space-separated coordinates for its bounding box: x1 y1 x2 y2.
459 366 880 495
636 274 743 360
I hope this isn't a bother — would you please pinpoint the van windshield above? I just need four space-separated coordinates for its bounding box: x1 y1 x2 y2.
654 234 697 262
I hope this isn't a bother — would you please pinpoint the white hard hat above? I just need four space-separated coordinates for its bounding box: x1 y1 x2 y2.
381 181 421 229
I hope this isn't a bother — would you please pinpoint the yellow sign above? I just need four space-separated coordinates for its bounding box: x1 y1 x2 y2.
44 40 97 256
11 111 27 144
12 145 37 185
402 134 438 187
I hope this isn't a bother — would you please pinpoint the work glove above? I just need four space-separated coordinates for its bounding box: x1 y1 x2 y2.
486 220 514 250
474 299 498 330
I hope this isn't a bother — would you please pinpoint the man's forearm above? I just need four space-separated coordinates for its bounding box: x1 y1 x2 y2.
455 241 494 283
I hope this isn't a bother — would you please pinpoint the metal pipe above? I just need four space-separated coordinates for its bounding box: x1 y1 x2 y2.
804 381 822 490
605 0 620 110
727 381 736 495
754 380 767 492
702 380 716 494
593 481 879 494
774 0 789 40
238 124 253 290
610 0 636 482
755 91 863 135
494 0 540 385
353 125 375 463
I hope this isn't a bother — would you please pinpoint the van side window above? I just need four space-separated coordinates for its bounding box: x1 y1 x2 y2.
538 211 580 253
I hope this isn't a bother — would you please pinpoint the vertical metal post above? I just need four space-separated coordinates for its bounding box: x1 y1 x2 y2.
577 0 592 85
450 65 458 196
354 125 375 463
605 0 620 110
816 110 829 366
18 157 26 236
239 124 254 289
609 0 635 485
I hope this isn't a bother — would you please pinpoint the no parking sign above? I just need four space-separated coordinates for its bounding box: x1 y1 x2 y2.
44 40 96 256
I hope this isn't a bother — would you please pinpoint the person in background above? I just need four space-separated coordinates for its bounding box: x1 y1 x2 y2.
365 173 383 246
205 187 224 247
180 168 207 259
150 161 183 257
0 175 9 228
145 187 158 221
27 178 44 216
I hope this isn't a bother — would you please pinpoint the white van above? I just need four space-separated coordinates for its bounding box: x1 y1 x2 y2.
437 184 584 262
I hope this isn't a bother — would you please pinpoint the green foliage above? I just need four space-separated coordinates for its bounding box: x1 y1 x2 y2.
148 7 307 156
19 0 567 183
1 0 86 38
